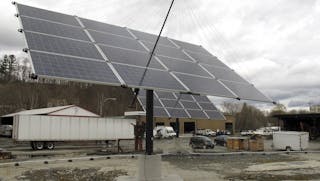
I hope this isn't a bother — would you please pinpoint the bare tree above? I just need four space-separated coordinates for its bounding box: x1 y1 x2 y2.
235 103 268 131
221 102 243 115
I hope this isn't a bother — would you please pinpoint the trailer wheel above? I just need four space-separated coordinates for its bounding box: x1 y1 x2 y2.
45 142 55 150
35 142 44 150
285 146 291 152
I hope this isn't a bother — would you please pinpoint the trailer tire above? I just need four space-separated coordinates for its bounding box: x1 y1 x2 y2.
45 142 55 150
285 146 291 152
34 142 44 150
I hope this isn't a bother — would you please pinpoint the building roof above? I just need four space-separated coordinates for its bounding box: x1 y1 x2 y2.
273 113 320 121
1 105 100 118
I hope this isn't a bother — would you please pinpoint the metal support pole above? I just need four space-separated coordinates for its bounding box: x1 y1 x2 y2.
146 89 154 155
176 118 180 138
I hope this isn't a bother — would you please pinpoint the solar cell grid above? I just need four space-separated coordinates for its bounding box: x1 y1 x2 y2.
21 16 90 41
186 109 208 119
153 107 170 117
199 102 218 111
171 39 212 56
30 51 120 84
89 30 146 52
180 100 201 110
174 93 194 101
112 63 186 91
205 110 225 120
99 45 164 69
187 51 229 68
136 90 224 119
174 73 236 98
202 64 249 83
142 41 192 61
18 4 80 26
160 99 183 108
129 29 174 47
137 97 162 107
192 95 211 103
80 18 132 38
220 80 271 102
25 32 103 60
166 108 189 118
158 56 211 77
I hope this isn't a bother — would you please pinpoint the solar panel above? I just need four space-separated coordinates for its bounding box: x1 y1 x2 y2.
112 63 186 91
180 100 201 110
202 64 249 83
160 99 183 108
80 18 132 38
171 39 212 56
30 51 120 84
205 110 225 120
24 32 103 60
187 51 229 68
129 29 175 47
220 80 271 102
153 107 170 117
142 41 192 61
89 30 146 52
192 95 211 103
173 73 236 98
18 4 80 26
166 108 189 118
21 16 90 41
198 102 218 111
16 3 273 103
158 56 211 77
136 90 224 119
186 109 208 119
174 93 194 101
99 45 164 69
155 91 176 99
137 97 162 107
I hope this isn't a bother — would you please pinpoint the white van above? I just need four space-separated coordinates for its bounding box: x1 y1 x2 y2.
153 126 176 139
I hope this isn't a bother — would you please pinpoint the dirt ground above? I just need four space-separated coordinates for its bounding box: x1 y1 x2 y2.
1 137 320 180
0 153 320 181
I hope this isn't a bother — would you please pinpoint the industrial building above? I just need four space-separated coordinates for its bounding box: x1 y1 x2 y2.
273 113 320 140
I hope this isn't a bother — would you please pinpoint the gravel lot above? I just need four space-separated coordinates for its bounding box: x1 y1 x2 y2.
1 136 320 180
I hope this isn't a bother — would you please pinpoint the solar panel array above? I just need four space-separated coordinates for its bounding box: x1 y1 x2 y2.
16 3 273 103
137 90 225 120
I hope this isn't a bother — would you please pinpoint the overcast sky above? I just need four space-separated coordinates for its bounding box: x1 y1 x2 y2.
0 0 319 111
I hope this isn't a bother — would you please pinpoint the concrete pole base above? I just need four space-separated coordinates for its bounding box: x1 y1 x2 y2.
116 155 183 181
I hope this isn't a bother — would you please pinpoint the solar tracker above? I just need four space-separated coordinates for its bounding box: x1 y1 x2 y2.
137 90 225 120
15 3 273 103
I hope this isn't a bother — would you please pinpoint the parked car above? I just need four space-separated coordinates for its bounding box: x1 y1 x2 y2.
153 126 176 139
189 136 214 149
195 129 216 137
240 130 254 136
0 125 13 137
214 135 229 146
216 130 231 136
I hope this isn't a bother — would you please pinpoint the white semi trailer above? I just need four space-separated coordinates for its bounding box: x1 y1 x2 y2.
12 115 135 150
